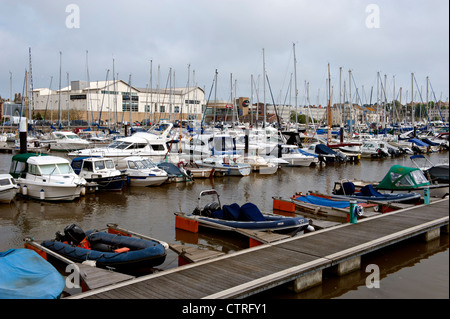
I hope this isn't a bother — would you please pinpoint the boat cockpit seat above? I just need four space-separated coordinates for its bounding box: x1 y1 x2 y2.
360 184 383 197
342 182 355 195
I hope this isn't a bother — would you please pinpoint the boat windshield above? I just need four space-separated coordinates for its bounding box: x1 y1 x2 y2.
94 161 105 170
107 141 132 149
105 160 115 169
411 170 429 184
142 159 157 168
0 178 13 186
39 163 73 175
66 134 82 140
128 160 147 169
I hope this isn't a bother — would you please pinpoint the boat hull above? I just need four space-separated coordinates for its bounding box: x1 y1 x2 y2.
17 180 83 201
181 213 310 233
0 187 18 203
84 175 127 191
41 231 167 273
128 175 168 187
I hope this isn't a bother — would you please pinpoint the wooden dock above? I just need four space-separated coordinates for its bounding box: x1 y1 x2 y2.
67 198 449 299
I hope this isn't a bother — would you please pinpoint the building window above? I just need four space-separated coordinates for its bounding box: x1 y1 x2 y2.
70 94 86 100
122 94 139 112
174 106 179 113
160 105 165 112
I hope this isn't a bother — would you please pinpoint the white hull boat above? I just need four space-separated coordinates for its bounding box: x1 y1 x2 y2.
0 174 19 203
10 154 86 201
195 156 251 176
117 156 168 187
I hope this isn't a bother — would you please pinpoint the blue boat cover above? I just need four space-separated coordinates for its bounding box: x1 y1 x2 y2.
239 203 266 221
359 184 383 197
408 138 429 147
315 144 337 155
218 203 266 221
294 195 351 209
222 203 241 220
422 138 439 146
0 249 65 299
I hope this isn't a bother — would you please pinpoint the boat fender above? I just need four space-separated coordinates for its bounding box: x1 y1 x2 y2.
40 189 45 200
353 205 364 217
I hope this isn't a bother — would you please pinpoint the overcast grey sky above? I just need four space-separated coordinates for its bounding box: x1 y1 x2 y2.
1 0 448 106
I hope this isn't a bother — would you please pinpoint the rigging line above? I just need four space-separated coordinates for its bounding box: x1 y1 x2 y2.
413 75 433 133
351 73 371 132
428 79 446 123
97 70 110 127
43 77 53 122
265 74 282 132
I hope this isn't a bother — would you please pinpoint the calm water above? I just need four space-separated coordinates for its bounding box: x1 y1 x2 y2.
0 151 448 299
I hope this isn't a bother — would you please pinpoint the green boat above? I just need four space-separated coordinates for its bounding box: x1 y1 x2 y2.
377 165 448 198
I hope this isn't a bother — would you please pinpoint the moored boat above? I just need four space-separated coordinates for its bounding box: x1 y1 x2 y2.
290 192 380 221
40 224 168 274
376 165 449 198
10 153 87 201
0 174 19 203
176 189 313 234
330 181 421 204
195 156 251 176
0 248 65 299
71 156 127 191
410 155 449 184
117 156 168 186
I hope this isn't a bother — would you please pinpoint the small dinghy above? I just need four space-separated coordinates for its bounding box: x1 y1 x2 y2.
0 248 65 299
331 182 422 204
41 224 167 273
176 190 313 234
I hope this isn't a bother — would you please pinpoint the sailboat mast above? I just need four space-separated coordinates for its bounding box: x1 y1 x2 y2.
293 43 298 127
327 63 331 144
349 69 352 136
262 48 266 128
411 73 414 128
58 51 62 127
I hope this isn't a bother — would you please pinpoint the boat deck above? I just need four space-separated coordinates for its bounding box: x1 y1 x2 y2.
67 198 448 299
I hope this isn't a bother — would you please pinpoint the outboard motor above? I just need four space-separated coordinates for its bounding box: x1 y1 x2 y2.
202 202 221 217
55 224 86 245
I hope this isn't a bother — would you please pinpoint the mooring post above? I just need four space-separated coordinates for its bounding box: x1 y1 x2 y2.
349 200 357 224
19 117 27 154
424 186 430 205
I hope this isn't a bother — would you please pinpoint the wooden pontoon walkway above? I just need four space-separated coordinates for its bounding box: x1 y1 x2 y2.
68 198 449 299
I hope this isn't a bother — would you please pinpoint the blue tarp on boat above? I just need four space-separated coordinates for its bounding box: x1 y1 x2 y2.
0 249 65 299
315 144 337 155
294 195 351 209
408 138 429 147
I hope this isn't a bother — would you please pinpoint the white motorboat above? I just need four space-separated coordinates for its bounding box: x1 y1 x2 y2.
360 140 390 158
195 156 251 176
235 155 278 174
43 131 91 151
68 132 171 162
9 153 87 201
70 157 127 191
0 174 19 203
269 144 318 167
117 156 168 186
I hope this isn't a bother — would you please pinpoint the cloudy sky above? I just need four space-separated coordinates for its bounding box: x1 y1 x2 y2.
0 0 448 106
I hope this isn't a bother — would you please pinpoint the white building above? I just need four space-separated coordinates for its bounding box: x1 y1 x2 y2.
31 80 206 125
